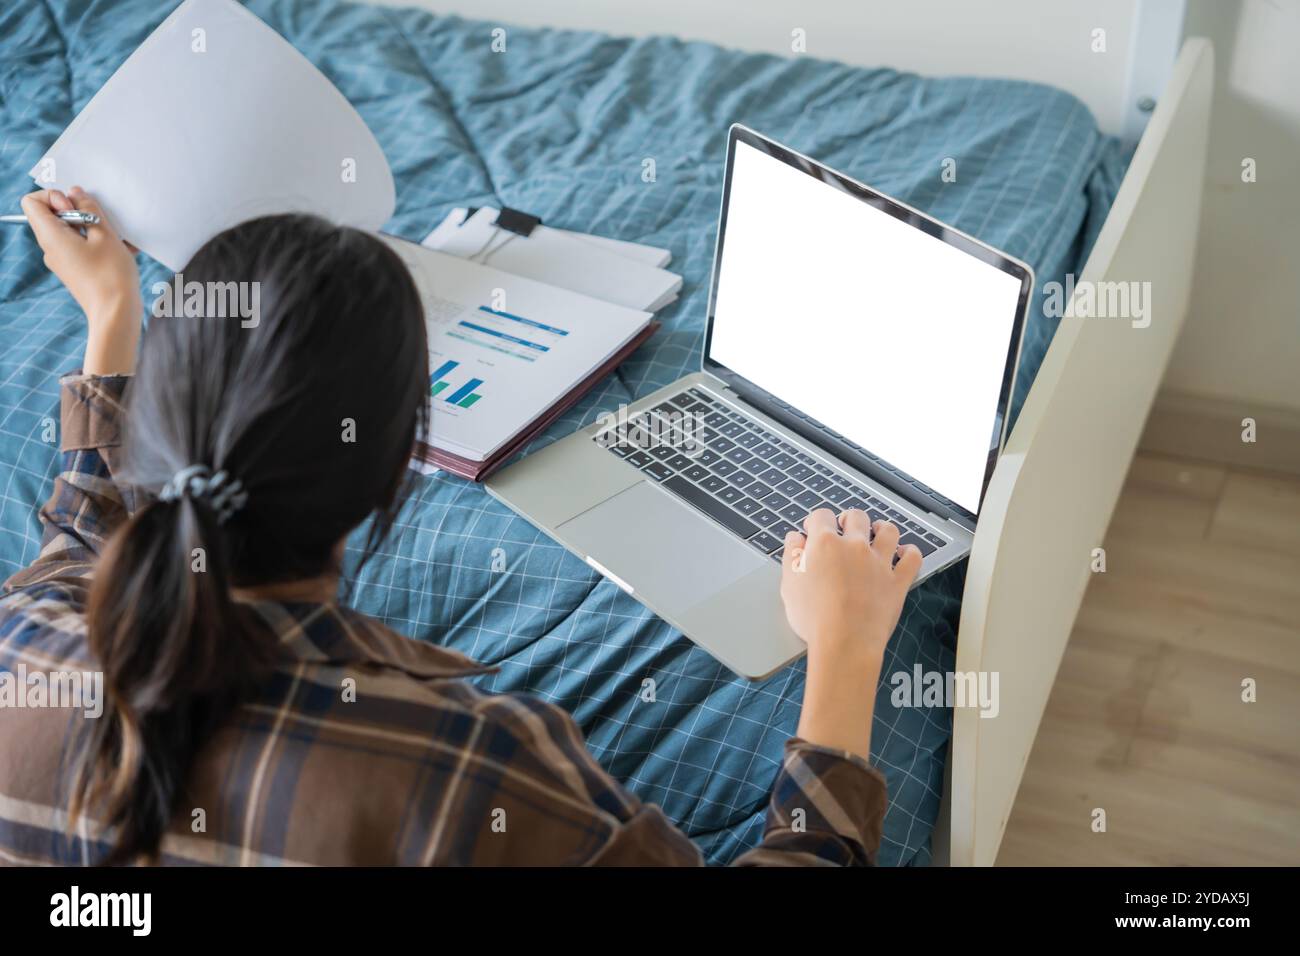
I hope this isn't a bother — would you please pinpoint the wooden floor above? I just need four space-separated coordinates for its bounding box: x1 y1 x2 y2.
998 452 1300 865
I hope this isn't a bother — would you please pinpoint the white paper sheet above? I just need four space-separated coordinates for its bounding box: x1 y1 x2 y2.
382 236 652 461
32 0 395 271
571 231 673 269
421 207 680 311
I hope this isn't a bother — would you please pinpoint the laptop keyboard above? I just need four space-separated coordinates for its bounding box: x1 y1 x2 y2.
594 387 948 563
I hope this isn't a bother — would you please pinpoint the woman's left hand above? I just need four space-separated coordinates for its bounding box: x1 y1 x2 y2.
22 187 142 375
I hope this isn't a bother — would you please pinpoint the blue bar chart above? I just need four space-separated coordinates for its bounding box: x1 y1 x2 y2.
429 359 484 408
446 378 484 407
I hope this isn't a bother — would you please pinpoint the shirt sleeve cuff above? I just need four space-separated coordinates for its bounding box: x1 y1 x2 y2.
59 371 132 453
768 737 889 859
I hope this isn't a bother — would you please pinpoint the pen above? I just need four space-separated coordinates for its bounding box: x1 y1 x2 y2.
0 211 102 226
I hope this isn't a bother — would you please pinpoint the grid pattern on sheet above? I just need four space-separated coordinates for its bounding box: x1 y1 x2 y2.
0 0 1130 865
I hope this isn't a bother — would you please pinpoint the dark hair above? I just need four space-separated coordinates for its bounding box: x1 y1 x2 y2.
70 215 429 864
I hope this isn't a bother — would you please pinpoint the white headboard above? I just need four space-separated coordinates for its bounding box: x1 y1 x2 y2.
388 0 1186 142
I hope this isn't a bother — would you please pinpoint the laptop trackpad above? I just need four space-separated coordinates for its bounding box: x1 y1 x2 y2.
558 481 765 608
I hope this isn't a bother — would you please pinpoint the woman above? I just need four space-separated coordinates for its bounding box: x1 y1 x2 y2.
0 187 922 866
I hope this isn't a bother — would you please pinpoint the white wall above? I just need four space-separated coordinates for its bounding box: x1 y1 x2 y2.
1167 0 1300 412
387 0 1298 411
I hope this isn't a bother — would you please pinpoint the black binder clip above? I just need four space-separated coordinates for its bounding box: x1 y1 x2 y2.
494 206 542 238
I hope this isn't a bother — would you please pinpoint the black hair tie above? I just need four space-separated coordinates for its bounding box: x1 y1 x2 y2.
158 465 248 524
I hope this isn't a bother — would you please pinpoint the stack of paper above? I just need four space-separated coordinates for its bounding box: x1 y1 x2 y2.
383 237 656 478
30 0 662 482
423 207 681 312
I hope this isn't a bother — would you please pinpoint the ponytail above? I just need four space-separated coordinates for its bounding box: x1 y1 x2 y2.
73 496 274 864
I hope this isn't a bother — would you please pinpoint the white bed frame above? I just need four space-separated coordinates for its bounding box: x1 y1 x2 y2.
933 36 1214 866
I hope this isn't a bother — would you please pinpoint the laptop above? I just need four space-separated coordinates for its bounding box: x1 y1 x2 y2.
485 125 1033 679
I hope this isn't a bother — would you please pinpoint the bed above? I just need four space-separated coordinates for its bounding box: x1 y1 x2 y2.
0 0 1210 865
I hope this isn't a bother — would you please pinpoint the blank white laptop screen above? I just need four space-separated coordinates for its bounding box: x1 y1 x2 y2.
708 140 1024 515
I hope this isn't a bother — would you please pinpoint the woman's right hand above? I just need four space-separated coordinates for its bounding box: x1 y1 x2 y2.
781 508 921 663
780 508 922 758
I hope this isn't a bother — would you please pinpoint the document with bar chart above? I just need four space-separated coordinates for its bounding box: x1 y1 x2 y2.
381 236 655 473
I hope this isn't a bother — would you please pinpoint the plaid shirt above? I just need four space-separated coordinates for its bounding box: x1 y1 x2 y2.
0 372 887 866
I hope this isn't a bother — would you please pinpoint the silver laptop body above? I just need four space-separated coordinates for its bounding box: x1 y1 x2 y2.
486 126 1033 679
